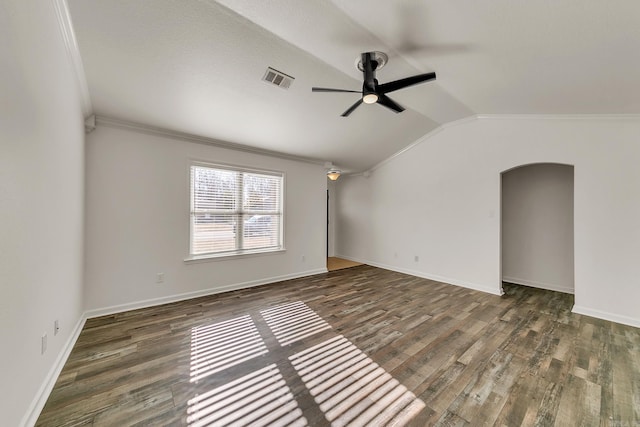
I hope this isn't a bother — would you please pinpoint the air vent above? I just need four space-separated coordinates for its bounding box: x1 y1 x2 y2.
262 67 294 89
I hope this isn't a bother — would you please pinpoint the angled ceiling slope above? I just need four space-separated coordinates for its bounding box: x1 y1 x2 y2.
68 0 640 172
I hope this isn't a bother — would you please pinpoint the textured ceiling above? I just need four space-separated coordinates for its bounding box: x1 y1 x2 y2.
68 0 640 172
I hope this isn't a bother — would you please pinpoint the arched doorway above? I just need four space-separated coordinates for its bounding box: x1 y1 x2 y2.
501 163 574 293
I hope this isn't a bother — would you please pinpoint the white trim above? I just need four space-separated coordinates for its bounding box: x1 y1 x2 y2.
184 248 286 263
363 115 478 175
502 276 574 295
333 256 640 328
334 254 503 296
21 267 327 424
188 162 285 259
353 113 640 177
190 160 285 177
84 114 96 134
51 0 92 117
476 113 640 121
572 305 640 329
95 116 326 166
85 268 327 319
21 314 86 427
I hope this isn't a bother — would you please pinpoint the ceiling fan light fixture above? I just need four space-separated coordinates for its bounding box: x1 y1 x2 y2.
327 169 341 181
312 51 436 117
362 93 378 104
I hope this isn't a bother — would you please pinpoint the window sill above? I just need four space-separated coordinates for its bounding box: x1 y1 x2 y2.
184 248 286 264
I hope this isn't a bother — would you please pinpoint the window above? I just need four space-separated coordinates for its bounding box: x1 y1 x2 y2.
189 163 284 258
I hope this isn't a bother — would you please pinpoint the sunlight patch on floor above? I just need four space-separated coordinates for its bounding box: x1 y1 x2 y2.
290 335 426 426
190 314 267 382
187 364 308 427
261 301 332 346
188 303 423 425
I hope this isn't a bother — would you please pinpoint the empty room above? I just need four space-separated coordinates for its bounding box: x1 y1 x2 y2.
3 0 640 426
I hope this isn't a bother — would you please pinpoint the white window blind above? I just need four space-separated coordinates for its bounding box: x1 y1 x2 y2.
190 164 283 257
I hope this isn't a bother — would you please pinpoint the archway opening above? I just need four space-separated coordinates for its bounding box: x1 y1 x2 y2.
501 163 574 294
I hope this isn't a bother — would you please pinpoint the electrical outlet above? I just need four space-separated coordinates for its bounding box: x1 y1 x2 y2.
301 255 305 262
41 334 47 355
414 255 419 262
54 320 60 336
156 273 164 283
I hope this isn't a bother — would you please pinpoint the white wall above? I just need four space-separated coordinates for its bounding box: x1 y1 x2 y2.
84 124 327 313
0 1 86 425
336 116 640 327
501 163 574 293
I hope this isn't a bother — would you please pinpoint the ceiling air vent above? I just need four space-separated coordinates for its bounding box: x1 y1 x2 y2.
262 67 294 89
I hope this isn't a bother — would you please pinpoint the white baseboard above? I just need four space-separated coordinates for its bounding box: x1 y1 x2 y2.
22 267 328 425
334 254 503 296
572 305 640 329
21 314 87 427
502 275 574 294
85 268 328 319
20 264 639 427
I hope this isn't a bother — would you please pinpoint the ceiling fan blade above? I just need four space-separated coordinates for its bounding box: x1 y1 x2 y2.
312 87 361 93
377 72 436 94
377 94 405 113
341 99 363 117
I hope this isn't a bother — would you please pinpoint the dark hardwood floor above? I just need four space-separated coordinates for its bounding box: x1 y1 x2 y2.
37 265 640 426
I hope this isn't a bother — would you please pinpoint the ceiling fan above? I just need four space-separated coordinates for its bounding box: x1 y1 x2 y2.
312 51 436 117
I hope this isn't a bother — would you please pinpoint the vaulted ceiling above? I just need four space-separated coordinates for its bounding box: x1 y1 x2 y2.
68 0 640 172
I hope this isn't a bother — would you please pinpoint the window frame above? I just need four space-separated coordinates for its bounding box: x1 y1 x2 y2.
186 161 285 261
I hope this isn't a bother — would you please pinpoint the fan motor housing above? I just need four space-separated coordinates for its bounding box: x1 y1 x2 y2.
356 51 388 72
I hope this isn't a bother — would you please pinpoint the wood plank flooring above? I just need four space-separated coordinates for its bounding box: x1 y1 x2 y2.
327 257 363 272
37 265 640 426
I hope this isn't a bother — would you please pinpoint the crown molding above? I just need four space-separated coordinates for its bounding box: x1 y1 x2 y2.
476 113 640 121
361 115 479 175
52 0 93 117
94 116 326 166
352 113 640 177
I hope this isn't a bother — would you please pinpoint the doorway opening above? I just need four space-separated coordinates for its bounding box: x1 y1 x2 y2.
501 163 574 294
326 181 362 272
